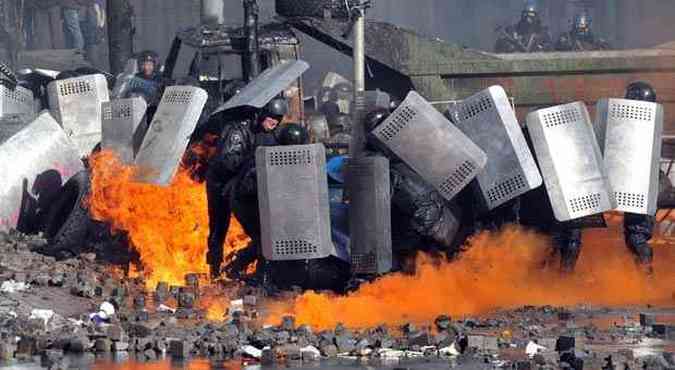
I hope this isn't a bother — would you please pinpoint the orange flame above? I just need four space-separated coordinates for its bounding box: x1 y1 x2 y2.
266 220 675 330
88 150 250 289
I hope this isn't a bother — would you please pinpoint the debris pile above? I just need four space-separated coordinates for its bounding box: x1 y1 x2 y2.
0 231 671 369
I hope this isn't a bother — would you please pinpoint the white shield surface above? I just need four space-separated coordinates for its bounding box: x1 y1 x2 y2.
346 156 392 275
47 74 110 157
134 86 208 186
102 98 148 164
212 60 309 115
526 102 615 221
0 112 83 231
596 98 663 215
256 144 336 261
454 86 542 210
372 91 487 201
0 85 35 124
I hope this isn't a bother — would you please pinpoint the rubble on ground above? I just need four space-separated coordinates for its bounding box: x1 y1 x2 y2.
0 230 672 369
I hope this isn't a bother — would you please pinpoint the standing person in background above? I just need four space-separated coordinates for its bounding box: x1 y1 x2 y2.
60 0 104 65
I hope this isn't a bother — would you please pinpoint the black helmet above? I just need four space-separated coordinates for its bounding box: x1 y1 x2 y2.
364 108 390 133
263 98 289 118
137 50 160 69
224 80 247 100
521 0 539 23
277 123 309 146
625 81 656 103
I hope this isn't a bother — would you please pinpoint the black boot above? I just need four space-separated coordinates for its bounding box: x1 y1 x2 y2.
624 213 655 271
560 241 581 273
630 242 653 265
553 223 582 272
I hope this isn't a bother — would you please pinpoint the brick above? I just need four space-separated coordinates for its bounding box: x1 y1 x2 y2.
95 338 112 352
555 336 575 353
112 341 129 352
169 340 191 358
639 313 656 326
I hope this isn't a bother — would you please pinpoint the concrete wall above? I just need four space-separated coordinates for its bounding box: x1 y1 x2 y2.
127 0 675 93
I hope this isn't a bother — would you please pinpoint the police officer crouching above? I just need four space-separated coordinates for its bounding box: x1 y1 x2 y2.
205 97 289 280
622 82 659 267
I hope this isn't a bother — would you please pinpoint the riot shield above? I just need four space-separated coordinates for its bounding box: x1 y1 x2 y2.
453 86 542 210
596 98 663 215
345 156 392 275
101 98 148 164
0 84 35 123
134 86 208 186
212 60 309 115
526 102 615 222
256 144 336 261
372 91 487 201
0 112 83 231
47 74 110 157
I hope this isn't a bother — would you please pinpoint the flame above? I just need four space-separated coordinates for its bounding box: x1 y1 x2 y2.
88 150 250 289
266 219 675 330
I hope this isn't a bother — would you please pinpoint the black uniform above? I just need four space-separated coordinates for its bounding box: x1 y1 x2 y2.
555 31 610 51
495 3 553 53
205 110 258 278
521 82 660 271
364 110 463 263
555 14 610 51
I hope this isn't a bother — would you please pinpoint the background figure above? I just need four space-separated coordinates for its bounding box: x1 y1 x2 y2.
494 0 553 53
555 12 610 51
61 0 104 65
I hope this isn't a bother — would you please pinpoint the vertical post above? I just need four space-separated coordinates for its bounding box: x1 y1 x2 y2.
243 0 260 82
350 3 366 159
107 0 134 75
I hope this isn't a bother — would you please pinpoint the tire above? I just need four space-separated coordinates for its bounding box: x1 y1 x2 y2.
275 0 349 19
41 171 92 260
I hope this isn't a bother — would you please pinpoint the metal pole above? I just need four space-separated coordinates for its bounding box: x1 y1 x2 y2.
107 0 134 75
350 4 366 159
243 0 260 82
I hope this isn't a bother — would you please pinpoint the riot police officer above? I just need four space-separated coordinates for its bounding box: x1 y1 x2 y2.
523 82 660 272
364 109 463 264
136 50 162 81
555 13 610 51
495 1 553 53
622 81 658 267
205 97 288 279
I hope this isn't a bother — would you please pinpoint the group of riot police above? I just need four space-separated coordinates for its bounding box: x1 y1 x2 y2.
200 59 663 292
495 1 610 53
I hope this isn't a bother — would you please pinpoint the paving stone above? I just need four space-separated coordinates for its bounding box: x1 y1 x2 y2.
95 338 112 352
112 341 129 352
639 313 656 326
169 340 191 358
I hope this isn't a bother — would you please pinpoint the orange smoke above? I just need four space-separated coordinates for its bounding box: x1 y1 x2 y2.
88 150 250 289
267 220 675 330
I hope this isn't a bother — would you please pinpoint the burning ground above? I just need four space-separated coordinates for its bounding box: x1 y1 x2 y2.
88 150 250 289
267 222 675 330
86 150 675 331
6 149 659 368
